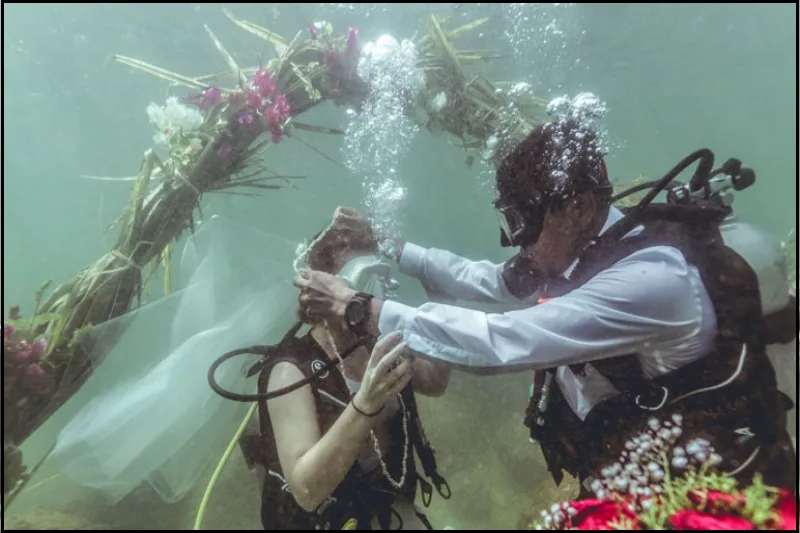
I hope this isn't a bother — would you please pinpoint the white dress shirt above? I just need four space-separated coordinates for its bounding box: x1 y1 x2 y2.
377 207 718 420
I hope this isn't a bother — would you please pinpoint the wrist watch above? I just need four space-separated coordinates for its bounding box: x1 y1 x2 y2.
344 292 374 336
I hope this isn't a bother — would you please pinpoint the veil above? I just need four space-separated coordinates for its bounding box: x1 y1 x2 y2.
50 215 301 504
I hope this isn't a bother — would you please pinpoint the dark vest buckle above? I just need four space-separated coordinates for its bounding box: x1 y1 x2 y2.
634 386 669 411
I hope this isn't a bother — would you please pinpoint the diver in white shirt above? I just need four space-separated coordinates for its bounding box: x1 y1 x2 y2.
294 118 797 492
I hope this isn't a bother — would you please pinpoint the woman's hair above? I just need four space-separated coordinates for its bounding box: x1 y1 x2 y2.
304 224 376 274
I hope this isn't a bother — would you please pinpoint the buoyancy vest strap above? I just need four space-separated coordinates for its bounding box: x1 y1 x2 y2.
400 387 451 507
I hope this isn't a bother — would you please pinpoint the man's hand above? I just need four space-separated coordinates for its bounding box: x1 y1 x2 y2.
293 269 357 323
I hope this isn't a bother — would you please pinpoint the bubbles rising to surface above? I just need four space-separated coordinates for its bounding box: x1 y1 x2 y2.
501 3 581 93
343 36 423 243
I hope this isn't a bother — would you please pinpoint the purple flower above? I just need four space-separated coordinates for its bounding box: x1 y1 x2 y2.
308 22 318 40
201 87 222 109
345 27 360 63
4 324 14 341
185 88 222 110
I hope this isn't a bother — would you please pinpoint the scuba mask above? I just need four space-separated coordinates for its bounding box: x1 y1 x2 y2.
495 191 547 248
495 184 612 248
336 255 399 300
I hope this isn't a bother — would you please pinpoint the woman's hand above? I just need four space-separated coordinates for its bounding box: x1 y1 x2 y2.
353 331 413 415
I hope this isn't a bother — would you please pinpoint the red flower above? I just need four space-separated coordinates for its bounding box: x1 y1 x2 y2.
669 510 755 530
570 499 641 530
770 490 798 531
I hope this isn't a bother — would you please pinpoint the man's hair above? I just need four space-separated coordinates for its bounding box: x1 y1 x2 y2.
495 119 611 209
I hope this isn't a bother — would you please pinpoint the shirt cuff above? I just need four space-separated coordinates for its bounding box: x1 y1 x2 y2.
377 299 416 336
397 242 427 278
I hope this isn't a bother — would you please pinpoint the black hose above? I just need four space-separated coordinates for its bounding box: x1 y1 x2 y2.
611 179 683 204
208 334 372 402
636 148 715 211
603 149 716 243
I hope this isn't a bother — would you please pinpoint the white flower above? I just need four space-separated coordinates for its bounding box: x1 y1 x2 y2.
146 96 204 145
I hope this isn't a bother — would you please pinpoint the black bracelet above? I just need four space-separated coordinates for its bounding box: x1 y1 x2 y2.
351 396 384 417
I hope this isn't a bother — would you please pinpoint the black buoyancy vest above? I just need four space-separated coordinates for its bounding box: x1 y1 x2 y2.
524 216 796 489
238 333 448 530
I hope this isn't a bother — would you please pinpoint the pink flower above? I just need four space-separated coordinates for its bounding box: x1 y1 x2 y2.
245 89 263 110
271 94 291 119
261 94 291 144
308 22 318 40
252 68 276 98
566 499 641 530
345 27 360 63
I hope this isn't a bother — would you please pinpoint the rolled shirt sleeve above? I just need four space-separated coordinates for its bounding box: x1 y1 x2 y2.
398 242 519 304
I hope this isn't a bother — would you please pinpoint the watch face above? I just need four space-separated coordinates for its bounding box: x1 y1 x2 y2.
346 300 365 326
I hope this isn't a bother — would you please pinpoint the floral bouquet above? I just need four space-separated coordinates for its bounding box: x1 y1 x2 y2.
531 414 798 530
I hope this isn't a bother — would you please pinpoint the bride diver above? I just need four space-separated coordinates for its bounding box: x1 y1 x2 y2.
236 210 452 531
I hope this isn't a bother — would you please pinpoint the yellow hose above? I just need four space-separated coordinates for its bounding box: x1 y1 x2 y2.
193 402 258 530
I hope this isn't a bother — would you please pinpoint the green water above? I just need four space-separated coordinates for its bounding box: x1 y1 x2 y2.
2 3 796 530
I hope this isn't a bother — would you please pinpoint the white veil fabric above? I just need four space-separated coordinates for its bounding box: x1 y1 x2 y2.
50 215 302 504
